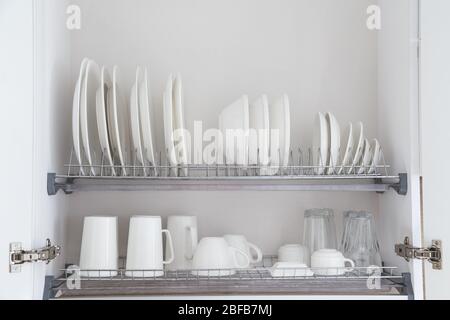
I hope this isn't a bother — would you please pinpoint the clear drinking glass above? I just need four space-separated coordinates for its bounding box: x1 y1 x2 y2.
341 211 382 268
303 209 337 255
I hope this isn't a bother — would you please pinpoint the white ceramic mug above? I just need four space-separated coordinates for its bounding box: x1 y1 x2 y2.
192 237 250 276
166 216 198 270
125 216 174 277
311 249 355 276
278 244 310 265
224 235 263 266
79 216 118 277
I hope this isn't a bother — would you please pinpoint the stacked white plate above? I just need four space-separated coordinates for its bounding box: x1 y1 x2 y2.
71 58 383 178
130 66 158 176
312 112 383 175
219 94 291 175
72 60 158 176
163 74 189 177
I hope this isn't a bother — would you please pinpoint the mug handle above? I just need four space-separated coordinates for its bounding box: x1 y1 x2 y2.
184 226 197 260
247 242 263 264
229 247 251 269
162 229 175 264
344 258 355 273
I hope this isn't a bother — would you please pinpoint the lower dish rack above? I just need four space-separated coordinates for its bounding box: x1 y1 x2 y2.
48 257 411 299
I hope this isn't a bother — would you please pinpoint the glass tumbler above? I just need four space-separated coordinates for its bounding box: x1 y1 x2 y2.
303 209 338 256
341 211 382 268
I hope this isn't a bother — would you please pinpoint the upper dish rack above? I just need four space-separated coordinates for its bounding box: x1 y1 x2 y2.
47 147 407 195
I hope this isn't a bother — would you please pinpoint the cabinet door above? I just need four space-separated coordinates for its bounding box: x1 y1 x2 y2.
0 0 36 299
420 0 450 300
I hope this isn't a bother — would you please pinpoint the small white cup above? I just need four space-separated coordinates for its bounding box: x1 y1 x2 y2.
311 249 355 276
79 216 118 278
192 237 250 276
125 216 174 277
278 244 310 265
224 235 263 266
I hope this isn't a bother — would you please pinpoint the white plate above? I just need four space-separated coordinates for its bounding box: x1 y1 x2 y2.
249 95 270 170
312 112 329 175
219 95 250 166
107 66 130 176
268 95 291 175
326 112 340 175
72 58 89 175
349 122 364 174
270 262 314 278
338 123 354 175
172 74 189 176
358 139 372 174
130 67 147 175
95 67 116 176
163 74 178 176
368 139 382 174
138 67 157 176
80 60 101 176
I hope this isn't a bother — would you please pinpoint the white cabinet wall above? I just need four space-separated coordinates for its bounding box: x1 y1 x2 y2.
1 0 449 300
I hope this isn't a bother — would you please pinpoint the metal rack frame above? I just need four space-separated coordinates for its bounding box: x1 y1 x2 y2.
47 257 410 299
47 147 408 195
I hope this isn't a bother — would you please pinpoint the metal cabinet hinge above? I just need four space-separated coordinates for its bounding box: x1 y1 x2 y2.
395 237 442 270
9 239 61 273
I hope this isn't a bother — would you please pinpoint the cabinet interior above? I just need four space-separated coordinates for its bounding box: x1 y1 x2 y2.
36 0 420 298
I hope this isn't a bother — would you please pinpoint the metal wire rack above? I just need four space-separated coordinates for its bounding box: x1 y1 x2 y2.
47 146 407 195
49 257 409 298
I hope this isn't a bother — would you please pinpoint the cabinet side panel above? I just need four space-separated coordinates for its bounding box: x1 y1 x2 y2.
421 0 450 300
0 0 35 299
377 0 423 299
32 0 72 299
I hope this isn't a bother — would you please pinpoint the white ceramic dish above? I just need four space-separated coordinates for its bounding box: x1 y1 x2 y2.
311 249 355 276
191 237 249 277
312 112 329 175
268 95 290 175
338 123 354 174
358 139 372 174
80 60 101 176
72 58 89 175
270 262 314 278
172 74 189 176
95 67 116 176
163 74 178 176
138 67 157 176
219 95 250 166
368 139 382 174
107 66 130 176
349 122 364 174
130 67 147 175
326 112 341 175
249 95 270 171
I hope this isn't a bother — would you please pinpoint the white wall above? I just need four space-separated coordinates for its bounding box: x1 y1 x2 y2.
377 0 422 298
64 0 380 262
420 0 450 300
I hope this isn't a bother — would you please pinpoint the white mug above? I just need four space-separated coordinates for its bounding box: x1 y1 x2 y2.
79 216 118 277
166 216 198 270
311 249 355 276
224 235 263 266
278 244 310 265
125 216 174 277
192 237 250 276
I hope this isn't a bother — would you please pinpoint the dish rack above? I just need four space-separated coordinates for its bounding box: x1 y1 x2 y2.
47 146 407 195
48 257 411 299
